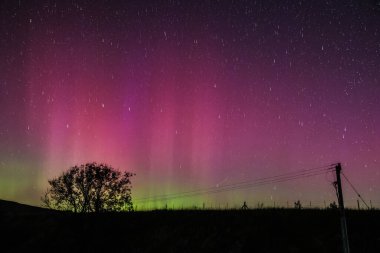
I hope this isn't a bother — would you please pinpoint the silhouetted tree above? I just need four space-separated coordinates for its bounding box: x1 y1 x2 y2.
294 200 302 209
241 201 248 210
42 162 135 212
328 201 338 209
257 202 264 209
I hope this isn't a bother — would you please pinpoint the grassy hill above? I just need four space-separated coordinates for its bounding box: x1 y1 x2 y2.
0 199 53 214
1 200 379 252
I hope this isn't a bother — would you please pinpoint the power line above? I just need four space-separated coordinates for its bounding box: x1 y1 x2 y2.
134 165 335 203
135 167 331 202
341 172 370 209
176 170 330 199
135 164 334 202
135 170 330 203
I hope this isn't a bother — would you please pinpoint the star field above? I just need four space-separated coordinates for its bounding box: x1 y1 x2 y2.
0 0 379 208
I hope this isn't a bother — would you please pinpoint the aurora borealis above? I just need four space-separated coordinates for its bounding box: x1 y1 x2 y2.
1 0 379 208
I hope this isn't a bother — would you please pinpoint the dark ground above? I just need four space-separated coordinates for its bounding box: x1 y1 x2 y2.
1 200 379 252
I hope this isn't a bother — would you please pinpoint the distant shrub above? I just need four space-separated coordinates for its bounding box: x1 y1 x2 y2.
328 201 338 209
294 200 302 209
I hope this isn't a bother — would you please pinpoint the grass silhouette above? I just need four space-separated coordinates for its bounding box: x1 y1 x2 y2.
1 200 379 252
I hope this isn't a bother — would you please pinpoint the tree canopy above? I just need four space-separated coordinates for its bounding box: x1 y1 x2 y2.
42 162 134 212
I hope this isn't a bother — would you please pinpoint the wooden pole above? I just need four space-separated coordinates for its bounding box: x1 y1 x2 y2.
335 163 350 253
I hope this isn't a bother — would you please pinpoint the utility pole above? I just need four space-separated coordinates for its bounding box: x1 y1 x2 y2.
335 163 350 253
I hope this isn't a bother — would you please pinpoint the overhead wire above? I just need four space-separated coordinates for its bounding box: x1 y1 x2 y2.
341 172 370 209
135 170 331 203
135 166 332 202
134 165 335 203
135 164 334 202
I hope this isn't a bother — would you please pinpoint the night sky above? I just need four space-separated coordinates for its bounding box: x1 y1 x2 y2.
1 0 379 208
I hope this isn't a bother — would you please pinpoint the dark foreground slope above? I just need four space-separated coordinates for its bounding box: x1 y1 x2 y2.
1 201 379 253
0 199 52 214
